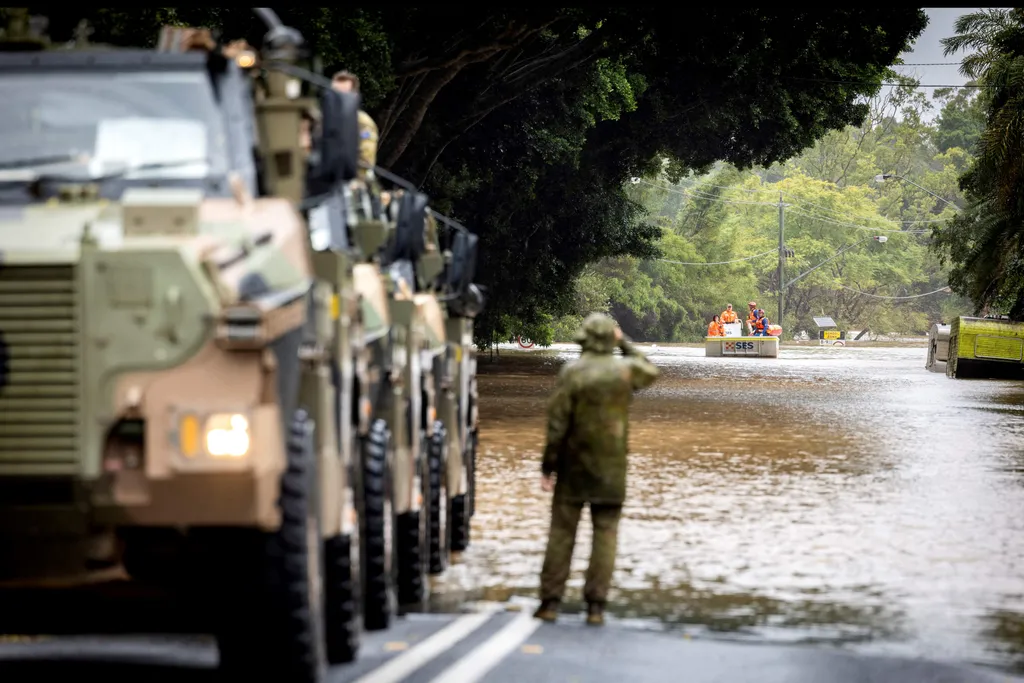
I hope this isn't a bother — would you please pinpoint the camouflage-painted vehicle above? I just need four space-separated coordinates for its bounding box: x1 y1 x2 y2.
437 228 485 551
307 155 412 627
0 8 368 681
315 180 446 618
378 192 457 585
315 167 484 610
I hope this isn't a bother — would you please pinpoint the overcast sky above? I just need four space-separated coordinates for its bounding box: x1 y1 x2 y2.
894 8 978 87
889 7 993 120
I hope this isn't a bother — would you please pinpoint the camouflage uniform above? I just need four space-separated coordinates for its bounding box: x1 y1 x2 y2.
535 313 659 624
357 109 378 171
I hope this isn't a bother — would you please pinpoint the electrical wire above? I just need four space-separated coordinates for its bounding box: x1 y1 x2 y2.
839 284 951 299
639 179 954 229
786 207 929 234
780 193 954 225
656 249 778 266
786 77 989 88
637 178 777 206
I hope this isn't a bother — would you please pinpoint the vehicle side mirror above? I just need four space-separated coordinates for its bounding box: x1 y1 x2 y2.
318 88 360 184
446 230 478 295
391 191 428 261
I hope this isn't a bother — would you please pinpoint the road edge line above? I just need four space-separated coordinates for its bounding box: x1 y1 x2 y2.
424 611 542 683
351 609 497 683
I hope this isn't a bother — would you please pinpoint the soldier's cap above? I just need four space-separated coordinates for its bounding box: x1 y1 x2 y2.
573 312 618 345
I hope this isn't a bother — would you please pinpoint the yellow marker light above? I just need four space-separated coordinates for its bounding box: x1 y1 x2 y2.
236 51 257 69
330 294 340 321
179 414 201 458
205 413 250 458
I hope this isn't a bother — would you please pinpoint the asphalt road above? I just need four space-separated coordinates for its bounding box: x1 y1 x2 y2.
1 603 1020 683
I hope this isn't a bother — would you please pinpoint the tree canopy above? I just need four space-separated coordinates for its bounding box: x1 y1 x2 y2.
19 7 928 342
548 74 981 342
931 9 1024 320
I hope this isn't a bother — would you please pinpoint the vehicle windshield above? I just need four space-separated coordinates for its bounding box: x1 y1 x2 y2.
0 69 229 182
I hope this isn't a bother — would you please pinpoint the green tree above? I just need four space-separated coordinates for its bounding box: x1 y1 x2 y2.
933 9 1024 319
11 7 928 344
932 87 987 154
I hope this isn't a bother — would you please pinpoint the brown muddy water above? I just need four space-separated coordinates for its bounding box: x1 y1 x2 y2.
430 344 1024 672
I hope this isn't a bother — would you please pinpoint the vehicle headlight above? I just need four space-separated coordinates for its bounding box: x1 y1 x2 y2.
204 414 250 458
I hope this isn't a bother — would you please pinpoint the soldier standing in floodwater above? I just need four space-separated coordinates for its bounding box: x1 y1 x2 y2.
534 313 659 625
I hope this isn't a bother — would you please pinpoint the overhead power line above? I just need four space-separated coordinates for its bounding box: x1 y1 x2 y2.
788 77 988 88
786 208 928 234
839 284 951 299
656 249 777 266
639 179 954 229
637 178 776 206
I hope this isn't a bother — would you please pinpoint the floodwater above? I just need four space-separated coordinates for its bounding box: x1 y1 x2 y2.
431 344 1024 673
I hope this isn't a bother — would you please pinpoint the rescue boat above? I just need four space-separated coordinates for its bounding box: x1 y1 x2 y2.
705 322 780 358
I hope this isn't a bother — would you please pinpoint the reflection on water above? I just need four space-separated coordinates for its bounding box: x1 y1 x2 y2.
430 344 1024 671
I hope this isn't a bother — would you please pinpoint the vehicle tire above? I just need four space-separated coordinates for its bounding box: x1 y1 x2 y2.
324 532 360 664
216 409 327 683
427 421 448 574
396 506 425 606
467 428 478 519
361 418 394 631
449 493 469 553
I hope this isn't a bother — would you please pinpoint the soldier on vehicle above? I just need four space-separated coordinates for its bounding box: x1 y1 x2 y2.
331 70 379 172
534 313 659 626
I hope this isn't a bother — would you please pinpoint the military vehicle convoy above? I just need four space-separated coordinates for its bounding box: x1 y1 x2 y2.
0 6 484 681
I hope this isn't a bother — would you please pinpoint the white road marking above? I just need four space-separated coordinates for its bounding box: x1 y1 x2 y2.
425 611 543 683
351 609 496 683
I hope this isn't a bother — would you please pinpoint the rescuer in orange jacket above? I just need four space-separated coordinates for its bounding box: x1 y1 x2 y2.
752 309 770 336
720 304 738 324
707 315 725 337
746 301 758 334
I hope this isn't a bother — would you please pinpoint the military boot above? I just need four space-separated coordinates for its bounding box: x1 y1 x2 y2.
533 599 559 622
586 602 605 626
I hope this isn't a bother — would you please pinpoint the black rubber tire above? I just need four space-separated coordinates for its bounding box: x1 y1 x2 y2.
361 418 394 631
427 421 448 574
449 493 469 553
396 510 425 606
324 533 360 664
467 428 478 519
216 410 327 683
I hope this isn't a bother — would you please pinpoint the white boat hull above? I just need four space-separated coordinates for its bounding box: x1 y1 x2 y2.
705 336 779 358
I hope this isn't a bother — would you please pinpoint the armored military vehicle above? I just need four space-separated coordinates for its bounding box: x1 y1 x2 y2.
437 225 485 552
313 160 484 608
0 8 371 681
312 178 446 618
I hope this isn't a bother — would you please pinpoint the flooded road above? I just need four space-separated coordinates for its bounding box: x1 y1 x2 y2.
432 344 1024 672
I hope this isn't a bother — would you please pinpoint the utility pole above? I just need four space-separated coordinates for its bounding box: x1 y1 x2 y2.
777 191 785 325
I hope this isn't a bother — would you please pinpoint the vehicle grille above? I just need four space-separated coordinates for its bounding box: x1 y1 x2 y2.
0 265 80 472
